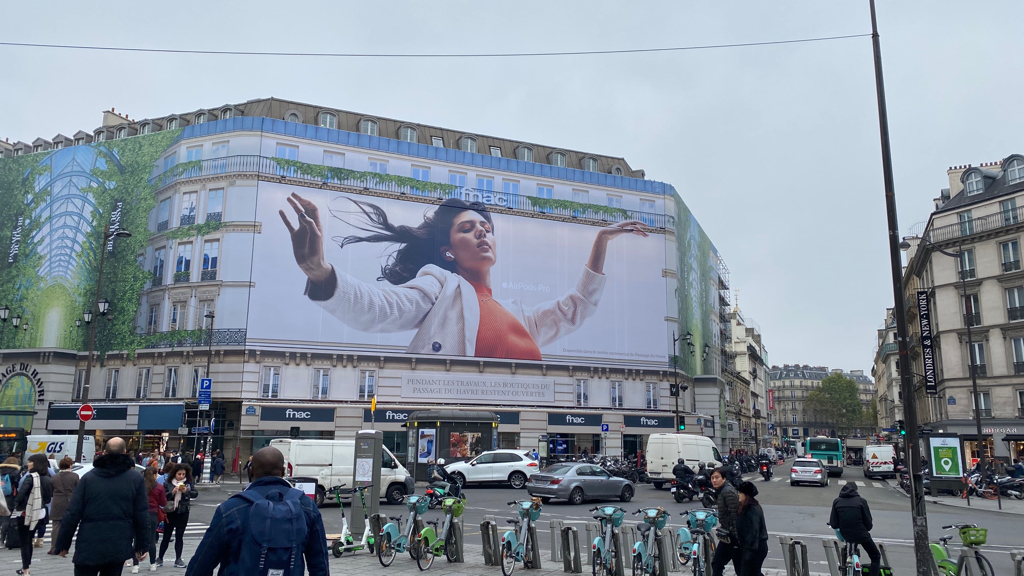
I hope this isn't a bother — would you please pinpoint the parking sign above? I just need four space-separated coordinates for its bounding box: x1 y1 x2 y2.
198 378 212 409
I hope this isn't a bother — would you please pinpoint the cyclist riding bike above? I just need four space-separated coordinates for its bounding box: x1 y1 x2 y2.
828 484 880 576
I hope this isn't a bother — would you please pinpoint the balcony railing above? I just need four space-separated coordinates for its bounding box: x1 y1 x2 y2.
179 214 196 226
157 220 168 232
1010 307 1024 321
142 328 247 349
205 212 222 223
971 364 987 377
174 271 190 283
878 342 898 357
1015 362 1024 375
964 313 981 327
974 408 992 418
926 204 1024 243
1019 407 1024 418
149 155 673 229
959 268 977 280
201 269 217 281
1004 260 1022 273
151 273 164 287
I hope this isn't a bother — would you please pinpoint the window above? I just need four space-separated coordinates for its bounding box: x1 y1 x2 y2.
164 367 179 397
318 112 337 129
607 195 622 209
74 138 84 146
202 240 219 280
399 126 417 143
261 367 280 398
965 171 984 195
1018 390 1024 413
166 118 179 130
185 145 202 162
176 243 193 277
162 153 176 173
613 166 623 176
359 370 376 400
135 368 150 399
411 166 430 195
115 127 127 139
489 146 502 157
503 181 519 203
958 211 974 236
194 113 207 124
573 190 589 203
1009 159 1024 185
74 370 85 400
645 382 659 409
180 192 197 226
1010 287 1024 321
448 172 467 189
54 141 64 150
1002 240 1021 272
790 390 795 398
152 248 165 284
611 381 623 408
537 185 553 199
221 108 234 119
275 143 298 160
516 147 533 162
1002 198 1018 225
191 367 205 397
33 145 41 153
95 131 106 142
971 390 992 417
969 342 986 377
958 249 976 280
639 199 656 226
312 368 330 399
287 112 300 123
139 124 151 135
198 300 215 329
147 305 159 333
460 137 478 154
575 379 589 407
211 140 228 159
206 189 223 222
582 157 598 172
791 402 797 410
551 152 566 168
792 415 798 424
323 151 344 168
360 119 378 136
476 176 494 191
368 159 388 174
431 136 444 147
169 303 183 330
1012 337 1024 374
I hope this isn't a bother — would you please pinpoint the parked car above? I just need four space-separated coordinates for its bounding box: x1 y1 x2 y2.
526 462 634 505
790 458 828 487
645 433 723 489
445 449 538 489
71 462 147 478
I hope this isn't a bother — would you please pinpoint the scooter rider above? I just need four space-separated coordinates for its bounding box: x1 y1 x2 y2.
673 458 695 481
429 458 462 498
757 452 773 480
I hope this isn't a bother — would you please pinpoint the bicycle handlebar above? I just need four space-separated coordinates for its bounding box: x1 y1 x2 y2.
941 523 978 530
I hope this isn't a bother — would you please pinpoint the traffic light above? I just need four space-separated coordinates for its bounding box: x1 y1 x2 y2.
678 416 686 431
896 419 906 436
669 382 680 397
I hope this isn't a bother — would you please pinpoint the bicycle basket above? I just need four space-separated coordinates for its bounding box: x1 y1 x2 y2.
408 495 429 515
601 506 626 528
519 500 541 521
442 497 465 518
959 527 987 546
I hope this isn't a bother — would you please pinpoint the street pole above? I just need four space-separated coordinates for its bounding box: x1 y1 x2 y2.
672 331 680 432
868 1 936 573
75 223 109 463
202 312 214 484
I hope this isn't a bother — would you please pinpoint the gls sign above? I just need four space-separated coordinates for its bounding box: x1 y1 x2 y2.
260 406 335 423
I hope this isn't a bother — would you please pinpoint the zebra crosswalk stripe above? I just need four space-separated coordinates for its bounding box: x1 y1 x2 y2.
837 480 847 485
873 482 886 489
772 477 782 482
854 481 866 487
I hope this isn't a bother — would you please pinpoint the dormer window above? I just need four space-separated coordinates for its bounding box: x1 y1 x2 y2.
139 123 152 135
459 137 477 154
360 119 378 136
399 126 417 143
53 141 63 150
965 171 984 195
115 127 127 139
581 157 598 172
221 108 234 119
287 112 300 123
516 146 533 162
319 112 337 129
74 138 84 146
166 118 179 130
550 152 566 168
194 113 207 124
612 166 623 176
1008 158 1024 185
95 132 106 142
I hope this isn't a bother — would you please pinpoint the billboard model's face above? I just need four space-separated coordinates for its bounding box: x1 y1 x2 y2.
444 210 496 283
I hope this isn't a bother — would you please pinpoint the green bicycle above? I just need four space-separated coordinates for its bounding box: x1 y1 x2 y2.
931 523 994 576
415 495 465 570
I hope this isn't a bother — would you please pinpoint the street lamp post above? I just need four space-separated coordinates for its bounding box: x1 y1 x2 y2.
201 312 215 484
0 305 9 348
671 331 692 433
74 223 131 462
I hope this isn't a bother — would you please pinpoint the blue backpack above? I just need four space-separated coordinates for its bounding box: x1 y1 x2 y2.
1 474 10 497
232 487 308 576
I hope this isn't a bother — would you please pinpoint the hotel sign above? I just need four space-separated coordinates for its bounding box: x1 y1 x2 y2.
917 291 937 395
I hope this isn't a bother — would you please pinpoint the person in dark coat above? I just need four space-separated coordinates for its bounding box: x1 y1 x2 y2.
829 483 880 576
211 452 225 484
14 454 52 575
736 482 768 576
0 457 22 549
709 467 742 576
56 437 150 576
159 463 198 568
47 457 78 555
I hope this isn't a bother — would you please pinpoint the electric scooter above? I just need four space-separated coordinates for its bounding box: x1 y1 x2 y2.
332 484 376 557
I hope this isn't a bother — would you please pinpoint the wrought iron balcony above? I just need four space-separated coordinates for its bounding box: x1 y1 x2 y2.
142 328 247 349
200 269 217 281
964 313 981 327
1016 362 1024 375
926 205 1024 243
205 212 222 223
1004 260 1022 273
971 364 987 377
174 271 190 283
959 268 976 280
179 214 196 226
973 408 992 418
157 220 168 232
1010 307 1024 322
151 273 164 287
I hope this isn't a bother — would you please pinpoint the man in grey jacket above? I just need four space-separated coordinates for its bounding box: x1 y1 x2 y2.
709 466 742 576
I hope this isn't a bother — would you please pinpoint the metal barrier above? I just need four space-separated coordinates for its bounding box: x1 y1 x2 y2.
550 519 564 562
527 523 543 569
656 528 674 575
369 513 387 551
585 522 600 566
778 536 811 576
820 538 841 576
612 527 629 576
481 516 501 566
1011 550 1024 576
561 526 583 573
449 516 465 563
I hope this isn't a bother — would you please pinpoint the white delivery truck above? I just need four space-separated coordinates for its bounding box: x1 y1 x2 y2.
270 438 415 507
645 433 723 489
25 435 95 465
863 444 896 479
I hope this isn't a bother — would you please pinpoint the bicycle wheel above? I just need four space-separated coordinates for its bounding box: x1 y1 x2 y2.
983 484 999 500
500 542 517 576
593 551 609 576
377 533 397 567
632 553 643 576
445 530 458 563
416 538 434 571
409 536 422 560
651 544 660 576
975 552 996 576
524 533 535 569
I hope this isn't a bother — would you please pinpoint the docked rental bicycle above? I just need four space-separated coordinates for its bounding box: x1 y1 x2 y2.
631 507 670 576
500 498 543 576
831 528 862 576
377 493 427 566
416 495 465 571
590 505 627 576
676 508 718 575
932 523 995 576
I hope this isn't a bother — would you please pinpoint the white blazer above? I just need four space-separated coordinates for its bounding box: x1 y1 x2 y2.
311 264 607 356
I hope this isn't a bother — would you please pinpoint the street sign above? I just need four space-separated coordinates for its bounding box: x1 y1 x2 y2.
198 378 212 410
882 428 896 432
601 424 609 432
177 427 188 435
191 426 211 434
77 404 94 422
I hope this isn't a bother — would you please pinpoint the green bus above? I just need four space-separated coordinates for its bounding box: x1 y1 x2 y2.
804 437 844 477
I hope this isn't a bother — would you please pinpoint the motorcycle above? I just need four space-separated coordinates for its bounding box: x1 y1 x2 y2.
424 481 462 509
671 476 695 503
759 462 772 482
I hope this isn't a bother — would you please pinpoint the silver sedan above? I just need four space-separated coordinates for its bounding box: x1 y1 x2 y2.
789 458 829 487
526 462 634 505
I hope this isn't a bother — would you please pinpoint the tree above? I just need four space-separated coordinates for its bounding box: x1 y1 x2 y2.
803 373 863 429
862 398 879 427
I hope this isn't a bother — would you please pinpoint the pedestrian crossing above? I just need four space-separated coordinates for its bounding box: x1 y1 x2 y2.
835 480 889 489
32 522 210 545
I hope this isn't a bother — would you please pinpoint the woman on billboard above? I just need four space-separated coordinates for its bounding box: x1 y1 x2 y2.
279 192 647 361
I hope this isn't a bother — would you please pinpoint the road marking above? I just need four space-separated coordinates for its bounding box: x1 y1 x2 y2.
873 482 886 488
772 477 782 482
837 480 847 485
855 481 866 487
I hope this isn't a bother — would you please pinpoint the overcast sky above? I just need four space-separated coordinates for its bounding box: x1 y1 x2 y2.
2 2 1022 377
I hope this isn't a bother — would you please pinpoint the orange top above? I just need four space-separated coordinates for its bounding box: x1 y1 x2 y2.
469 280 543 361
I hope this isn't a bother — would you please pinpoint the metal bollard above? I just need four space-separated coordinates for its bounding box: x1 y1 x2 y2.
561 526 583 573
449 516 465 563
584 522 600 566
819 538 840 576
656 529 674 575
481 516 501 566
612 528 629 576
550 519 565 562
526 523 543 569
369 513 387 551
1011 550 1024 576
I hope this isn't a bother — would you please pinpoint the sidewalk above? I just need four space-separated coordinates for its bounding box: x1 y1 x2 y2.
891 481 1024 515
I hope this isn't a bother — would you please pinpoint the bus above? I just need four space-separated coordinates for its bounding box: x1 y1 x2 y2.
0 428 27 462
804 436 844 477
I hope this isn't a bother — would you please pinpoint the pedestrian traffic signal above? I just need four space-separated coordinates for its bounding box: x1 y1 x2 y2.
896 419 906 436
669 382 680 397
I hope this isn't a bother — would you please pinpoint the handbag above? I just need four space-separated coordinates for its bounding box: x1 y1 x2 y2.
157 506 167 523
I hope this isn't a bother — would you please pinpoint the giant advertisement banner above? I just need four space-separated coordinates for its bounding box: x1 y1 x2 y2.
248 182 669 363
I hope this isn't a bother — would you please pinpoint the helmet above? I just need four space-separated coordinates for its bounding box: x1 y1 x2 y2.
678 458 684 465
698 463 706 469
437 458 446 465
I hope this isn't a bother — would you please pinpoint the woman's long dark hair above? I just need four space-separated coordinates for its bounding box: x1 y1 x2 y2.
739 493 759 514
170 463 194 485
332 197 494 285
27 453 49 476
144 467 158 494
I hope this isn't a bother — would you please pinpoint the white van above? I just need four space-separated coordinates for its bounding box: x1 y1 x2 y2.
270 438 414 507
26 435 95 465
863 444 896 479
645 433 723 488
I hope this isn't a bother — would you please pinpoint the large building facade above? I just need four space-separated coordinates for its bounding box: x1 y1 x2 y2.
872 308 902 431
0 98 733 467
768 364 875 441
900 154 1024 463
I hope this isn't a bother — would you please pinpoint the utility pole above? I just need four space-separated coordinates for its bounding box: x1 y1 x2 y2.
868 1 936 573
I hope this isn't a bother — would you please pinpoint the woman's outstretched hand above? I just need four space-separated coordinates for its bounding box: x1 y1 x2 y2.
587 220 649 274
279 192 333 283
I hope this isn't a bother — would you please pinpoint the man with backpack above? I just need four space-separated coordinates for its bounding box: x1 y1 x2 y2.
185 446 328 576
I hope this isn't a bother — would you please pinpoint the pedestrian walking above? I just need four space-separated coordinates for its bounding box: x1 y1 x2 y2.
211 453 225 484
736 481 768 576
709 466 742 576
157 452 165 470
242 456 253 483
184 446 329 576
15 454 53 576
190 454 203 480
829 483 880 576
47 457 78 555
131 468 166 573
55 437 149 576
158 463 198 568
1 456 22 550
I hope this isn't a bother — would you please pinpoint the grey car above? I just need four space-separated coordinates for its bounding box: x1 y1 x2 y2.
789 458 828 487
526 462 634 505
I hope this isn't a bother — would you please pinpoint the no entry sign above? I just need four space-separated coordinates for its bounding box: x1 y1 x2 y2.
77 404 94 422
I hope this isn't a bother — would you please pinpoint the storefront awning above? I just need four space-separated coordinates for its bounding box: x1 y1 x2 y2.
1000 435 1024 442
407 410 498 424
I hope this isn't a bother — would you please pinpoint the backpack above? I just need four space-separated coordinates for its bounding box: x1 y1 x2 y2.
232 487 308 576
1 474 11 497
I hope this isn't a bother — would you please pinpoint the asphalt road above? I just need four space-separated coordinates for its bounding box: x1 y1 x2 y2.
190 467 1021 574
